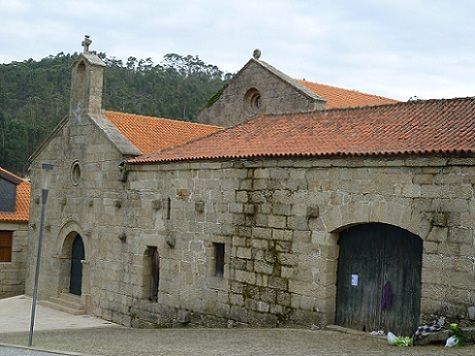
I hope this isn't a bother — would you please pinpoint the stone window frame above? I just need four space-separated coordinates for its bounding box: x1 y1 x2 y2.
244 88 262 115
207 237 230 290
70 160 81 186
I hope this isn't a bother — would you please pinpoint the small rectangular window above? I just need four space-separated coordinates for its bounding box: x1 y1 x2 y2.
214 243 225 277
0 231 13 262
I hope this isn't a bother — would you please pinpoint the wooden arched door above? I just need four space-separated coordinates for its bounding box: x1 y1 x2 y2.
69 234 85 296
335 223 422 336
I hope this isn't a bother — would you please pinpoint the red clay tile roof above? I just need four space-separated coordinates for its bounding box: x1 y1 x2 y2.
0 167 31 223
299 80 399 109
104 111 222 154
129 97 475 164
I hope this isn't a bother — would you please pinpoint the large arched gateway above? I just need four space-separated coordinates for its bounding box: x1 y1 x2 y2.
335 223 423 336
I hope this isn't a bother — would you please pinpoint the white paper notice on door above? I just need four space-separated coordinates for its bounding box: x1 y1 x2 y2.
351 274 359 286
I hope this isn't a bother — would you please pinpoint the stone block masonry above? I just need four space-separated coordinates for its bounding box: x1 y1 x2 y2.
198 59 324 127
127 156 475 328
25 111 132 321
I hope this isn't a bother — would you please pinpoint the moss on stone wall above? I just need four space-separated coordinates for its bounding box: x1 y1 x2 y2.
206 84 228 108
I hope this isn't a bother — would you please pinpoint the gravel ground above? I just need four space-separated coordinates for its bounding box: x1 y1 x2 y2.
1 327 474 356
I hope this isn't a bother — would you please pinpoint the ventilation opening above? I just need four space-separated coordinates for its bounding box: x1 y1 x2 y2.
213 243 225 277
166 197 171 219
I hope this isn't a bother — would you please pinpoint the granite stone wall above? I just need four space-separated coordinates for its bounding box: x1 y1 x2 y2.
126 156 475 328
26 112 133 325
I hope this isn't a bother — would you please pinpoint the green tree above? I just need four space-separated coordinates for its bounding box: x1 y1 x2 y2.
0 52 230 175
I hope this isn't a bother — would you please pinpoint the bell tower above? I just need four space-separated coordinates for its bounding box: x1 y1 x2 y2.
69 35 106 118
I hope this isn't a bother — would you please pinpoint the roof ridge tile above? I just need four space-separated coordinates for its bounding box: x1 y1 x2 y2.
259 96 475 119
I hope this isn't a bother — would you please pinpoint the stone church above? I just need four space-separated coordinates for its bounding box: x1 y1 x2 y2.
26 37 475 335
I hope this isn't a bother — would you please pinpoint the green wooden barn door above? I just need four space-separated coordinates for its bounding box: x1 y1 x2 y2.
335 223 422 336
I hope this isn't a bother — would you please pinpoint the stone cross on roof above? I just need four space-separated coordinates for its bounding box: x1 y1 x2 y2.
82 35 92 53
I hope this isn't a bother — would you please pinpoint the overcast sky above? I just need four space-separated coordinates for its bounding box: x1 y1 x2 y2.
1 0 474 100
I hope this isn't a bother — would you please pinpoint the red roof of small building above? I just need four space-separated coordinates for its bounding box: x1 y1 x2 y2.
104 111 222 154
299 80 399 109
129 97 475 164
0 167 31 223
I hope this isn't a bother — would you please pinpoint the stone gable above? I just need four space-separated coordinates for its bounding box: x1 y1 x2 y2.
26 112 130 319
197 59 325 127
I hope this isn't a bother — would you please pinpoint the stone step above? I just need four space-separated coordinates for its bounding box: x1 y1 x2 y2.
59 292 82 304
39 300 85 315
48 296 82 311
39 292 85 316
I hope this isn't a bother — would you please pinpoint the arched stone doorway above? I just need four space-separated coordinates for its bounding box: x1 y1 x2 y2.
57 228 87 298
69 234 85 295
335 223 422 336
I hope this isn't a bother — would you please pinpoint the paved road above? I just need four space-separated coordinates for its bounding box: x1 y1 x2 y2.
0 296 115 334
2 327 475 356
0 346 70 356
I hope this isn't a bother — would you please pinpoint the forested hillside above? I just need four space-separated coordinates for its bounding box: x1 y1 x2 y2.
0 52 230 175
